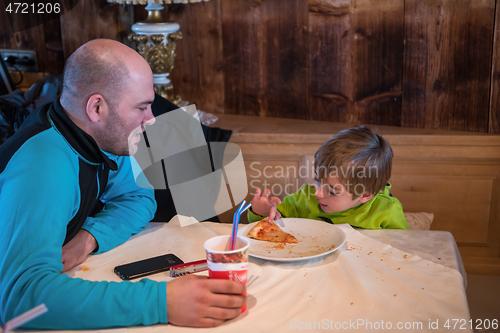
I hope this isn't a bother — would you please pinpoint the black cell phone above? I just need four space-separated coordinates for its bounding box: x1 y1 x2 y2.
114 254 184 280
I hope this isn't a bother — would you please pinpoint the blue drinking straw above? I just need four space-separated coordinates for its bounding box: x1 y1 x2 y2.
231 201 252 250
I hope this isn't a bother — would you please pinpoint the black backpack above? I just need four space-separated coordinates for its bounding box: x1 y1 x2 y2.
0 98 30 145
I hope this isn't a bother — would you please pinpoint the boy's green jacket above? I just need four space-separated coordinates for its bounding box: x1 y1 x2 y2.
248 184 409 229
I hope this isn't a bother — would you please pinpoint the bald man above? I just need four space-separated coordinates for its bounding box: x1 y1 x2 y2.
0 39 245 330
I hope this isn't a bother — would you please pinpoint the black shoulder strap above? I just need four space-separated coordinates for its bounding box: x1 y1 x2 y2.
318 216 334 224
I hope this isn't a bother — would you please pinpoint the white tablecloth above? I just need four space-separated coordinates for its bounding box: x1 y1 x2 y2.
357 229 467 287
15 217 471 333
205 223 468 287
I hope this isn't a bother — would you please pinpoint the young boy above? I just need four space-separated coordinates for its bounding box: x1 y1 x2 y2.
248 126 409 229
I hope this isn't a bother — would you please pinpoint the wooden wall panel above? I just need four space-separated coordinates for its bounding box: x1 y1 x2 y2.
220 0 265 116
308 0 351 122
118 4 135 49
390 175 493 244
308 0 403 126
0 1 64 73
2 0 500 134
166 1 225 113
402 0 495 132
60 0 132 60
41 17 65 72
262 0 309 119
490 0 500 134
222 0 309 119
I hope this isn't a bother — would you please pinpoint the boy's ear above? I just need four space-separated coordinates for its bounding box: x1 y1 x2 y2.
86 94 109 123
359 192 374 203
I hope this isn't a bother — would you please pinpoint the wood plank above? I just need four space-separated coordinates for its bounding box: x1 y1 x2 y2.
118 3 135 48
211 114 500 147
389 175 493 244
60 0 122 59
262 0 309 119
222 0 309 118
423 163 500 274
490 0 500 133
133 4 147 22
1 1 61 34
167 1 225 113
483 176 500 255
245 159 301 199
41 14 65 73
236 142 500 160
308 0 350 122
221 0 265 116
0 1 64 73
308 0 403 125
402 0 495 132
463 257 500 275
350 0 403 126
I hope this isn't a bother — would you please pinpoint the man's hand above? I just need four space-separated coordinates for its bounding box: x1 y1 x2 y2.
166 275 246 327
251 188 281 218
61 229 97 273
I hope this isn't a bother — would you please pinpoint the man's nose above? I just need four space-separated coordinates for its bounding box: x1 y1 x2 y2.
143 108 156 126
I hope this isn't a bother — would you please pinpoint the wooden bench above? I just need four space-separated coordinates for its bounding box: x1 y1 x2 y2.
213 114 500 275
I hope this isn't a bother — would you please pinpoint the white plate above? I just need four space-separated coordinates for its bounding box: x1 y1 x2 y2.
237 218 346 262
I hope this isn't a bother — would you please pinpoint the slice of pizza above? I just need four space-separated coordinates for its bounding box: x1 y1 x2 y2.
247 217 298 244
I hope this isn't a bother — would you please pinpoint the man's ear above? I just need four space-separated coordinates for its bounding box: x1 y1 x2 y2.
86 94 108 123
359 192 374 203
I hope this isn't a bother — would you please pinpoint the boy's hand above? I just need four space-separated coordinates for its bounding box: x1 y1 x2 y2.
251 189 281 218
269 203 282 221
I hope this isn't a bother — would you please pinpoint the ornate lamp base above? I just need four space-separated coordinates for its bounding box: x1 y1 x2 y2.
153 73 181 105
128 4 182 105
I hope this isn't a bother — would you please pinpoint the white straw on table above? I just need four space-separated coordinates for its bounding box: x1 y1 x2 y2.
3 303 48 333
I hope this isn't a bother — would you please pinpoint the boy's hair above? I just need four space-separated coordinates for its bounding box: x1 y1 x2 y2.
314 126 393 199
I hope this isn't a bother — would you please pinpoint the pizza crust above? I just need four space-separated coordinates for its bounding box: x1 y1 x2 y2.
247 217 298 244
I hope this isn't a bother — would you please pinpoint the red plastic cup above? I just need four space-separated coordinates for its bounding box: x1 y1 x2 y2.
204 235 250 312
